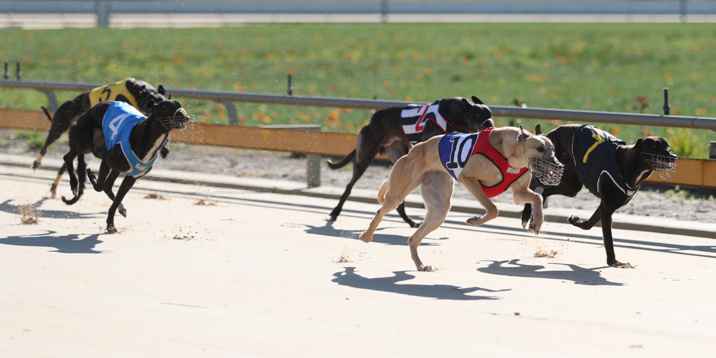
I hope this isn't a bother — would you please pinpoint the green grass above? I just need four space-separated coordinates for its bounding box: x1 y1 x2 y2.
12 130 45 150
1 23 714 157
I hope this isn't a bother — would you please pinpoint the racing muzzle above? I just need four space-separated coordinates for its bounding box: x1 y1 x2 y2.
529 155 564 186
471 118 495 132
642 152 678 180
158 109 191 130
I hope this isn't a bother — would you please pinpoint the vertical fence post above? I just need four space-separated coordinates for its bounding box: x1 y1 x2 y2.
305 126 321 188
96 0 109 27
221 101 239 125
3 61 8 80
663 88 670 115
381 0 389 23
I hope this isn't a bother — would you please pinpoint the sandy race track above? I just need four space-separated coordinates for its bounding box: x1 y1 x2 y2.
1 163 715 357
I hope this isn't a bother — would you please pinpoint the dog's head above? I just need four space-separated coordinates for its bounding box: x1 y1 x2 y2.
464 96 495 132
135 82 168 115
147 100 191 130
634 136 678 180
519 124 564 186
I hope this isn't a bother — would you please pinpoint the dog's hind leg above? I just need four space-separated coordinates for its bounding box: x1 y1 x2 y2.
33 95 86 169
61 153 86 205
384 143 419 228
360 156 425 244
49 163 67 199
359 181 395 243
61 151 80 203
408 172 453 271
33 107 55 170
395 203 419 228
328 130 384 222
105 176 137 233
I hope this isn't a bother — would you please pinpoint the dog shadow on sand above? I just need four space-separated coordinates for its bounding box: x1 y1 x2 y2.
332 267 508 301
0 198 103 220
1 199 105 254
477 259 623 286
305 221 445 247
0 230 103 254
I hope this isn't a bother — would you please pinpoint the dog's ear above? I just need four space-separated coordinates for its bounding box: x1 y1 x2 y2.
461 98 471 108
518 124 527 142
534 123 542 135
146 100 157 113
472 96 484 105
634 138 644 150
158 85 165 95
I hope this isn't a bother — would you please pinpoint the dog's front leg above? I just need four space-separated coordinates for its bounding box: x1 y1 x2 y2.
568 204 601 230
88 160 111 192
106 176 136 233
511 178 544 234
89 167 127 218
461 179 498 227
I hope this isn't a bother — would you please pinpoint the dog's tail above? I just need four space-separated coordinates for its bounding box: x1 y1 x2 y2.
62 192 82 205
41 106 53 122
326 149 356 170
377 180 389 204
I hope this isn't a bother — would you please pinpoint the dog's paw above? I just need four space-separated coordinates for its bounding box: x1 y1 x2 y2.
106 225 118 234
32 160 40 170
568 215 591 230
466 216 483 226
86 168 97 183
609 260 636 269
528 221 542 235
160 146 169 159
359 232 373 243
409 221 422 229
418 265 436 272
118 204 127 218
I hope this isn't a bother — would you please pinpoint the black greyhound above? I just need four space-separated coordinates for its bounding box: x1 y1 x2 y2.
521 124 677 267
60 99 190 233
327 96 494 227
34 78 167 170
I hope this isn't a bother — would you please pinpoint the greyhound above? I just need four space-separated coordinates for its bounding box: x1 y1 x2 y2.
360 125 564 271
521 124 677 268
34 78 167 170
60 100 190 233
327 96 494 228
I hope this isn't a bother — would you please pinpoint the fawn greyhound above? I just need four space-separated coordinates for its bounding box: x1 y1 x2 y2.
360 125 563 271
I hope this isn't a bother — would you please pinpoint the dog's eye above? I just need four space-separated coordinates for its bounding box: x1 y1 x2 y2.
536 147 545 153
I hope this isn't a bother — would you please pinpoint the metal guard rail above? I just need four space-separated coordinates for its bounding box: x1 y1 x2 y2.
1 79 715 131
